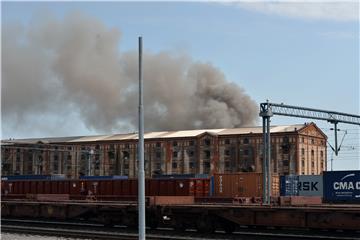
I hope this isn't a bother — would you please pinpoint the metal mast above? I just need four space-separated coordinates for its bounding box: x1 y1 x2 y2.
259 101 360 204
259 100 273 205
138 36 145 240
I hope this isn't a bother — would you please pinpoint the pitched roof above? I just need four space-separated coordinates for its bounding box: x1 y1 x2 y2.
2 123 320 144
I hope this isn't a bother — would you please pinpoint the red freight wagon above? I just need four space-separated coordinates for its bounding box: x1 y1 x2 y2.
57 181 67 194
69 181 81 195
30 181 37 194
50 181 58 194
1 178 210 199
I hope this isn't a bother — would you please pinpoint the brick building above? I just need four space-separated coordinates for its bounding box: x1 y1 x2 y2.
1 123 327 178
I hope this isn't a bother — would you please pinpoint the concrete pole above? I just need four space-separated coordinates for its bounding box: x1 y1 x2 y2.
262 117 267 204
138 36 146 240
266 117 271 205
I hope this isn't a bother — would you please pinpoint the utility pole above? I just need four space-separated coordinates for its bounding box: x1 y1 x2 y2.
138 36 146 240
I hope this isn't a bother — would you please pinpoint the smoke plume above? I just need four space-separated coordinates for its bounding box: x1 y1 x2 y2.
2 13 258 136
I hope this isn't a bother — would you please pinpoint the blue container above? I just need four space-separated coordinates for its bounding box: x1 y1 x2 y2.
280 175 323 196
323 170 360 203
153 174 198 179
2 175 51 181
79 175 128 180
280 175 299 196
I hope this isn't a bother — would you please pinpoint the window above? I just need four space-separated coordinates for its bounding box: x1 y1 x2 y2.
173 151 178 158
320 151 323 157
204 150 210 159
67 146 72 151
156 163 161 170
53 162 58 172
123 151 130 160
225 149 230 156
283 136 289 143
243 149 249 156
225 162 230 168
204 139 211 146
54 155 58 161
173 141 178 147
108 151 115 159
124 163 129 169
301 160 305 167
95 145 100 150
301 148 305 155
225 139 230 145
311 150 314 156
124 144 130 149
243 138 249 144
189 162 195 169
156 152 161 159
156 142 161 148
189 141 194 146
283 160 289 167
188 150 194 157
204 162 210 168
311 139 315 144
172 162 177 169
311 161 315 168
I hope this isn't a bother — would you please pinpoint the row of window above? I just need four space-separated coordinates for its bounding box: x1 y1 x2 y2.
301 149 324 157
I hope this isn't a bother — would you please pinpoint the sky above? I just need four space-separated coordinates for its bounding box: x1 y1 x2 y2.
1 1 359 170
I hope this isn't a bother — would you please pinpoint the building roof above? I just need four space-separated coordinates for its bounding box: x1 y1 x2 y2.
1 123 320 145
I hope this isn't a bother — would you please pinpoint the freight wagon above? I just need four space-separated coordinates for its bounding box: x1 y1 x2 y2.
213 173 279 200
279 171 360 205
323 170 360 204
1 178 210 200
2 172 360 233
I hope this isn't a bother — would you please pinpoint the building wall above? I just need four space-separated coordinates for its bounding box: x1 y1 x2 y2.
1 124 327 178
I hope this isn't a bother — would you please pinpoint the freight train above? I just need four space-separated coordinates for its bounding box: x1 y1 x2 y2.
2 170 359 204
1 171 360 232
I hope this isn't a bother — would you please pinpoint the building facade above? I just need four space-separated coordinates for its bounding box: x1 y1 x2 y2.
1 123 327 178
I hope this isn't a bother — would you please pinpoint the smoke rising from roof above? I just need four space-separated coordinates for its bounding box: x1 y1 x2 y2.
2 13 258 136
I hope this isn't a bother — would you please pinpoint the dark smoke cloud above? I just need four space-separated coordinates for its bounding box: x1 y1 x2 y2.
2 12 258 136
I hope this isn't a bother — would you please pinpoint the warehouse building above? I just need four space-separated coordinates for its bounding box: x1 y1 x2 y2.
1 123 327 178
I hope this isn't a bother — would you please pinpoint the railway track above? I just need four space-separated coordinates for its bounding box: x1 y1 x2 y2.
2 218 359 240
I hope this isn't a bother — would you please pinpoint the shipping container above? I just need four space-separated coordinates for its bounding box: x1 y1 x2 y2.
152 174 208 179
323 170 360 204
2 175 48 181
213 173 279 198
1 175 66 181
280 175 323 196
1 177 210 199
79 175 128 180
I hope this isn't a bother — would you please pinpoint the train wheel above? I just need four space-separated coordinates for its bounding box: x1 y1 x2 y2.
174 218 187 232
147 216 159 229
102 214 114 227
196 215 215 233
123 214 137 229
222 222 236 233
